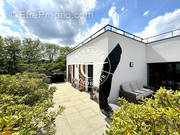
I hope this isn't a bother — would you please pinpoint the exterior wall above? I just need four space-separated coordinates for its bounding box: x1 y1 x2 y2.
107 31 147 102
146 36 180 63
66 32 109 90
67 30 180 103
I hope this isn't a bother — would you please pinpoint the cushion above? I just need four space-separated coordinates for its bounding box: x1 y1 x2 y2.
136 91 153 99
141 88 152 92
130 81 139 91
121 83 132 92
135 90 146 94
136 81 143 89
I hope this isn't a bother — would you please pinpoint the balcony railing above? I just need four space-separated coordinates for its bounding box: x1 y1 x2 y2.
69 24 180 54
143 29 180 43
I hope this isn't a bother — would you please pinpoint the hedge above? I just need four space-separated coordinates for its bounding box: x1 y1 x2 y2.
106 88 180 135
0 72 64 135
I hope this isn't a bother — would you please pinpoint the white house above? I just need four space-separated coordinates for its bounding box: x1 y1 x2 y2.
66 24 180 104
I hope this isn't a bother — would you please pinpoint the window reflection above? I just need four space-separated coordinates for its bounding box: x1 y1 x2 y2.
148 62 180 90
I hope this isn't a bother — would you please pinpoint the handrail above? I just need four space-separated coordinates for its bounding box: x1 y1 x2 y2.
68 25 180 55
74 25 107 49
68 24 145 54
108 25 144 42
143 29 180 43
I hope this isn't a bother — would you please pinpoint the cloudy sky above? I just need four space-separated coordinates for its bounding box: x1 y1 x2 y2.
0 0 180 46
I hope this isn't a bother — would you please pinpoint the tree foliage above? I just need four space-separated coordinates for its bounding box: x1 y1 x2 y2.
0 72 64 134
0 36 6 73
21 38 43 72
60 46 73 56
0 36 73 75
42 43 60 61
3 37 21 74
106 88 180 135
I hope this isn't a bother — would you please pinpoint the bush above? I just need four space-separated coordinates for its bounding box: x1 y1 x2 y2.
0 72 64 135
106 88 180 135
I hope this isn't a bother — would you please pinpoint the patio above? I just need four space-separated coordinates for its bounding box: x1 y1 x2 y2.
50 82 108 135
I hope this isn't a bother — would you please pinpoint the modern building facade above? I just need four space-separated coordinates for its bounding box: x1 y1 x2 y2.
66 25 180 103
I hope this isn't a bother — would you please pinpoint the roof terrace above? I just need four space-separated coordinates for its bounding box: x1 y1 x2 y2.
69 24 180 54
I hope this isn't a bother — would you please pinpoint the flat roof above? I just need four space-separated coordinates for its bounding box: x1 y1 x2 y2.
67 24 180 55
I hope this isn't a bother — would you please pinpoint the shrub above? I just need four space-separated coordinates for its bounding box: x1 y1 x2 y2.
0 72 64 135
106 88 180 135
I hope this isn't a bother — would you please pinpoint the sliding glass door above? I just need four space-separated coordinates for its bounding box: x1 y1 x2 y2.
148 62 180 90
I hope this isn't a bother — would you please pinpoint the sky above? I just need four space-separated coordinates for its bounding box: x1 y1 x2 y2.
0 0 180 46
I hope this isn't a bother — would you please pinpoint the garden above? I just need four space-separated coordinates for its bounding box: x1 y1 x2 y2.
0 72 64 135
106 88 180 135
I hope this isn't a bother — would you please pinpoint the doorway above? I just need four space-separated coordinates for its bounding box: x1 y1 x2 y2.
68 65 72 83
148 62 180 90
79 64 86 91
88 65 93 92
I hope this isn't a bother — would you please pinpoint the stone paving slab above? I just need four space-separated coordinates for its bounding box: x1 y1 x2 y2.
50 82 108 135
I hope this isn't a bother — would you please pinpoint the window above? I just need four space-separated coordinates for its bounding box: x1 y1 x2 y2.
148 62 180 90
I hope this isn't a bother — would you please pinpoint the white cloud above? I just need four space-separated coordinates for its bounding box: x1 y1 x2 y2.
75 5 121 45
74 5 121 46
121 7 125 12
75 18 110 45
0 0 19 38
108 6 120 27
0 0 5 18
136 9 180 39
0 24 21 38
6 0 96 45
3 1 120 46
143 10 149 16
0 0 13 25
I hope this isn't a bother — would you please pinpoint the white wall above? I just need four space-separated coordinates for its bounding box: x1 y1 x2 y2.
146 36 180 63
107 31 147 103
67 32 109 88
67 31 180 103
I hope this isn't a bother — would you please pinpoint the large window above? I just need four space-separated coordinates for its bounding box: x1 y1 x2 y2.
148 62 180 90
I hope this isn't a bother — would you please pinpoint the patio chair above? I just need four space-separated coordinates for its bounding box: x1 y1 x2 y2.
119 81 154 103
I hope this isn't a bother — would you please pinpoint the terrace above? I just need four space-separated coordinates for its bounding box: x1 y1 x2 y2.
69 24 180 54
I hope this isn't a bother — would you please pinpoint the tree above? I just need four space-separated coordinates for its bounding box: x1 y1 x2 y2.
43 43 60 61
0 36 6 74
22 38 43 72
45 46 73 73
3 37 21 75
60 46 73 56
50 55 66 73
0 35 73 74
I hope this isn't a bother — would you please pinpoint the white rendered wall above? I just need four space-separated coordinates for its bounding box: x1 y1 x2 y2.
107 31 147 103
146 36 180 63
67 31 180 104
67 32 109 88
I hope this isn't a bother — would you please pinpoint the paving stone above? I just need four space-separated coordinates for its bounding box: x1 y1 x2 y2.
50 83 108 135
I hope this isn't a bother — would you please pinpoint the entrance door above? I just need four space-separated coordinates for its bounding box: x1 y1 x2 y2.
68 65 72 83
79 64 86 91
73 65 75 79
88 65 93 92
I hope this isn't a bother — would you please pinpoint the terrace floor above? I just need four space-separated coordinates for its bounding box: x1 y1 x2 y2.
50 82 108 135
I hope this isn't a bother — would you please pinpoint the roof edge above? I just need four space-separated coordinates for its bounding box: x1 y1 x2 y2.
67 24 180 55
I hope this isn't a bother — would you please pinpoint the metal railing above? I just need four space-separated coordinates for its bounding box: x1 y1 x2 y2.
143 29 180 43
69 25 180 54
70 24 144 53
